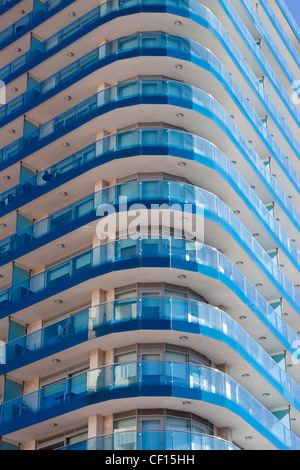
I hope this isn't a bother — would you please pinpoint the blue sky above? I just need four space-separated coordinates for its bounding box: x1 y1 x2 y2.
284 0 300 27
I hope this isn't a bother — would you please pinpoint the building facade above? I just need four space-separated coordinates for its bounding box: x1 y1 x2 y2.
0 0 299 451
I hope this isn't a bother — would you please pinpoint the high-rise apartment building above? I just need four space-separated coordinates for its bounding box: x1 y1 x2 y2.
0 0 299 451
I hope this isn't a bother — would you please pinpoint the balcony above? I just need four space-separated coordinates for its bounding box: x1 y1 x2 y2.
0 129 298 271
57 430 240 450
0 238 297 355
0 180 299 314
0 0 77 50
0 297 299 411
0 361 299 449
0 79 298 232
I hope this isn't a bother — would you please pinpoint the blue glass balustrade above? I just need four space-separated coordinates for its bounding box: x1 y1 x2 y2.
0 79 299 232
0 2 299 166
274 0 300 44
238 0 299 83
0 238 298 356
0 180 299 315
0 129 298 271
1 297 300 412
257 0 300 68
0 32 298 181
0 361 299 450
57 430 239 450
218 0 300 127
0 0 77 49
0 0 22 15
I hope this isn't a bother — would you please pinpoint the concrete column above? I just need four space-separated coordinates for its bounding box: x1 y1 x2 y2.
216 364 229 375
27 319 43 334
88 414 104 439
218 427 232 443
105 349 114 365
104 415 113 435
20 440 36 450
23 377 39 395
90 349 105 370
91 289 107 307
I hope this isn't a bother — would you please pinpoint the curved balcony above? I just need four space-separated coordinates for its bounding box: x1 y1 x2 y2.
0 79 298 232
0 0 22 15
57 430 240 450
1 297 300 411
0 2 299 164
0 361 299 449
0 129 298 271
239 0 299 83
0 32 298 177
0 238 298 355
274 0 300 43
258 0 300 68
218 0 300 126
0 180 299 313
0 0 77 50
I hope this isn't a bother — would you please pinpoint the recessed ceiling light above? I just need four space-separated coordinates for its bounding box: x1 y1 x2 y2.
255 283 262 287
9 129 15 134
278 264 284 268
248 140 252 144
262 393 270 397
242 374 250 378
11 87 18 92
250 185 255 189
180 336 188 341
64 96 72 100
287 364 293 368
230 115 234 119
69 11 76 16
49 422 58 427
67 52 74 57
52 359 60 364
178 162 186 167
60 191 68 196
55 299 63 304
0 223 7 228
259 336 267 340
57 244 65 248
3 175 10 180
176 113 184 118
62 142 70 147
283 312 288 316
182 401 191 405
234 210 240 215
253 233 259 237
178 275 186 279
15 47 22 52
231 160 236 165
294 284 300 288
245 436 253 440
19 9 25 14
239 315 247 320
175 20 182 26
175 64 183 70
236 261 243 265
